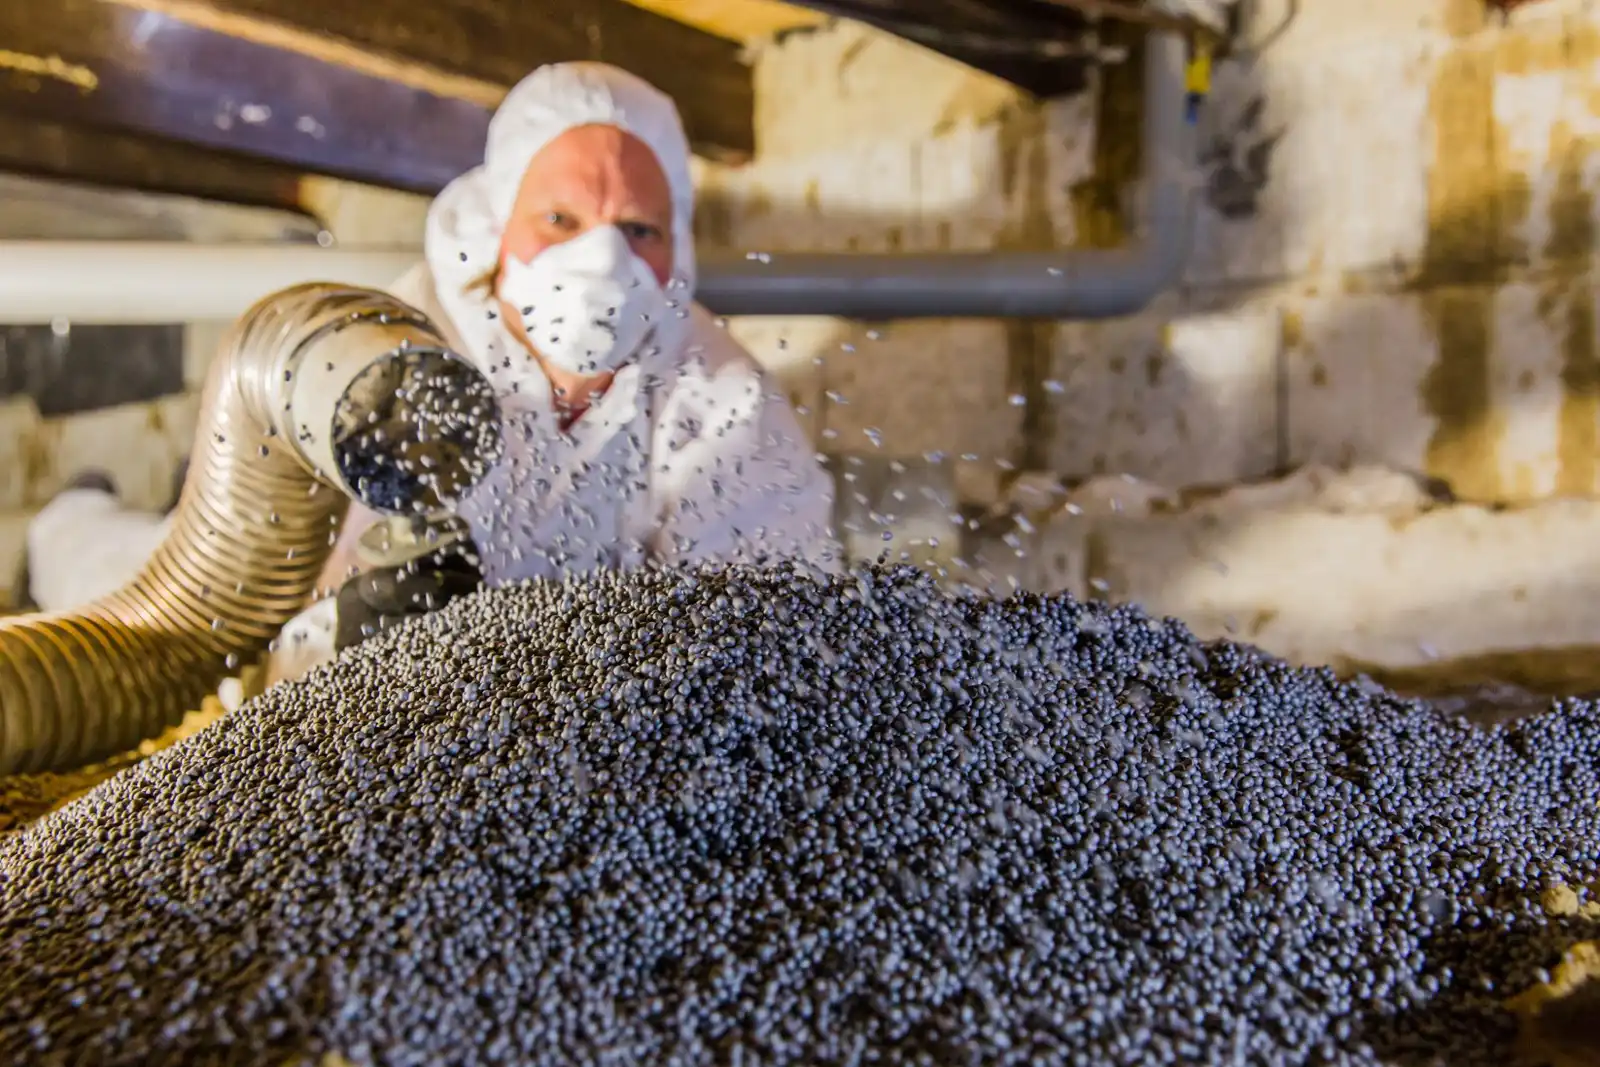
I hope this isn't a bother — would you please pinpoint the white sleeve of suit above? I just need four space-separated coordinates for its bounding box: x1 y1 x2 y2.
264 597 339 685
649 311 842 572
386 262 440 316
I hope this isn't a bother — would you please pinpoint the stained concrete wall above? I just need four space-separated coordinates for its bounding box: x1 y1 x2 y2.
690 0 1600 677
978 466 1600 681
697 0 1600 510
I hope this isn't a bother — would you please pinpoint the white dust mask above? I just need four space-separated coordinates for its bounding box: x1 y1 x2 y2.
496 224 667 379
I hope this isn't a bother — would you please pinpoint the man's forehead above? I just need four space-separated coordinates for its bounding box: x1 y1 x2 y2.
518 125 671 211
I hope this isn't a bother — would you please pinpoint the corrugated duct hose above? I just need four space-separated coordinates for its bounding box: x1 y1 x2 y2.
0 283 503 777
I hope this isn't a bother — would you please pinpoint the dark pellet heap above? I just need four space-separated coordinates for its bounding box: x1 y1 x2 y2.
2 563 1598 1066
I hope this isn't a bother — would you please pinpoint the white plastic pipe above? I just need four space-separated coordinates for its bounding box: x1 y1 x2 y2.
0 242 420 324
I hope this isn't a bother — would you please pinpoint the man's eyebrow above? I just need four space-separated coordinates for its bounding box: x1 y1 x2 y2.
621 210 668 226
622 200 672 223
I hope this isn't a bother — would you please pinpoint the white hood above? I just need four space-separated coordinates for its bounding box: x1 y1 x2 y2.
423 62 699 390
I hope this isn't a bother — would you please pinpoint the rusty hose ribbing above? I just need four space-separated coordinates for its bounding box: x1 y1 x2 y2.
0 283 499 776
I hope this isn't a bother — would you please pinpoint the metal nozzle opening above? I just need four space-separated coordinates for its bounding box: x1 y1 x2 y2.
330 348 504 517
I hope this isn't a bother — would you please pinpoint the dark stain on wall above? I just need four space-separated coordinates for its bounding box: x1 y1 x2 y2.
0 324 185 417
1199 96 1283 221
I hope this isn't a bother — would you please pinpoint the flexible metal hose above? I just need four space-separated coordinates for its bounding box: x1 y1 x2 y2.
0 283 501 776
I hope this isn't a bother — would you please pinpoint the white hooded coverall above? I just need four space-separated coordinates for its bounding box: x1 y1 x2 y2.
30 62 839 686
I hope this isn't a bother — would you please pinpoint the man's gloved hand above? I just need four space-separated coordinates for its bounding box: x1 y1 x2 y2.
333 543 483 652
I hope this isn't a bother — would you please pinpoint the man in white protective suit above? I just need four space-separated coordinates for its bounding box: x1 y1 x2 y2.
23 61 840 688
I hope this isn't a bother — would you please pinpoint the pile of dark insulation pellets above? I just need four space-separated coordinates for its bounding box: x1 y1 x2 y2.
2 563 1598 1066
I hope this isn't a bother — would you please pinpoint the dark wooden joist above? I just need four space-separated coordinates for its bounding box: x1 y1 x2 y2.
781 0 1097 97
0 110 314 216
118 0 754 159
0 0 497 193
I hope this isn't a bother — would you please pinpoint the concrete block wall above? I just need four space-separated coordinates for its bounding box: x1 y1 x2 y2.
698 27 1090 505
0 176 428 607
0 331 210 607
681 0 1600 676
699 0 1600 511
983 465 1600 679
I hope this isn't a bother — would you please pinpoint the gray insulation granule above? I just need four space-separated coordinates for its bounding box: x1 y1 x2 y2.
2 563 1598 1066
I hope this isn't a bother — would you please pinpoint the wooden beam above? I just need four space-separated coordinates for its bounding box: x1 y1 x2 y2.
0 1 495 193
0 111 312 216
1035 0 1226 37
618 0 827 42
779 0 1096 97
115 0 755 159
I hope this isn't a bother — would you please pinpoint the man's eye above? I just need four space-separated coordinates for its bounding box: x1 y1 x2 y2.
622 222 663 242
547 212 575 229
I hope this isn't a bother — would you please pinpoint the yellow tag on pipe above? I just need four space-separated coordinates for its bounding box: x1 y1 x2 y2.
1185 39 1214 96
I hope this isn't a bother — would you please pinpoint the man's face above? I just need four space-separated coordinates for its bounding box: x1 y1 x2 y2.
499 124 675 287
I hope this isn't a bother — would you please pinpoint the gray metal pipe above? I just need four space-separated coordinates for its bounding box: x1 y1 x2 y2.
694 31 1193 320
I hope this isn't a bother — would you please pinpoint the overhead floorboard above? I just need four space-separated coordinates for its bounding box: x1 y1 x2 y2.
619 0 828 41
0 112 310 215
105 0 755 159
0 1 496 192
764 0 1099 97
